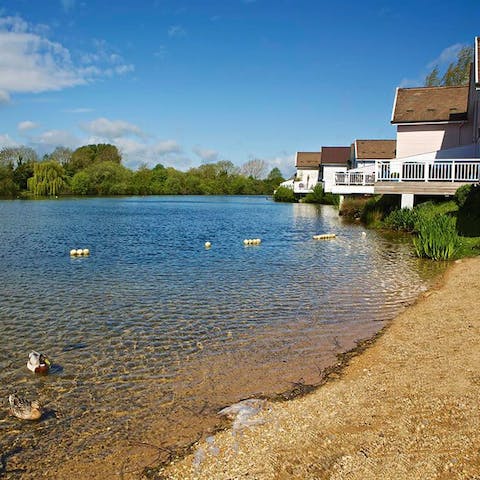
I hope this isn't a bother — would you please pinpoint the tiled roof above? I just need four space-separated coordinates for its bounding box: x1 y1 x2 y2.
296 152 321 168
320 146 351 165
355 140 396 159
392 85 469 123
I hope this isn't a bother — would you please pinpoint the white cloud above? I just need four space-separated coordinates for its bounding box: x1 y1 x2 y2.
168 25 186 38
18 120 39 132
0 15 134 101
153 140 181 155
0 133 18 147
193 146 219 162
427 43 464 69
113 137 186 170
32 129 79 148
80 117 145 139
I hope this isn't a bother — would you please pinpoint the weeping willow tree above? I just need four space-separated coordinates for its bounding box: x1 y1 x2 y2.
27 161 67 196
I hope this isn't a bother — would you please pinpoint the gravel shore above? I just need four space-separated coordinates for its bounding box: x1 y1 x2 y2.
164 256 480 479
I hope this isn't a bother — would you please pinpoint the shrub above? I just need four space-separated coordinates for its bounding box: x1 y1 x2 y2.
456 183 480 236
322 192 340 206
304 184 340 205
363 209 383 228
273 186 296 202
339 197 369 219
304 184 324 203
384 208 419 232
413 214 459 260
454 184 472 208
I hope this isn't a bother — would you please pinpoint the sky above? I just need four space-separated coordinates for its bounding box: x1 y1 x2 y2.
0 0 479 176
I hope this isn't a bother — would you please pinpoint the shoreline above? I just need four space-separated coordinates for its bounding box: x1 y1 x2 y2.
163 256 480 479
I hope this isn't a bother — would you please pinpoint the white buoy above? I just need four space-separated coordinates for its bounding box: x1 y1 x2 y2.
205 241 211 249
313 233 336 240
361 231 367 236
76 248 83 255
243 239 249 245
82 248 90 255
70 249 77 256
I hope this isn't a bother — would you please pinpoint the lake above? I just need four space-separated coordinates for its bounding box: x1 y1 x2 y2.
0 196 445 478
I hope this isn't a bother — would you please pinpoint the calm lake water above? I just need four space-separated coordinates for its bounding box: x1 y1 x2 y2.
0 196 446 478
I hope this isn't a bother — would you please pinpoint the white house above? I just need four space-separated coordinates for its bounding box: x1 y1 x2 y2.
352 139 396 170
329 36 480 207
320 146 350 192
293 152 321 194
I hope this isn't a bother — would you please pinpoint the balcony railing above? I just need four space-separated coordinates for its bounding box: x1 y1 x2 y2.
335 172 375 186
376 160 480 182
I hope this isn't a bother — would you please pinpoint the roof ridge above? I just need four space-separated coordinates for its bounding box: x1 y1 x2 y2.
398 85 469 91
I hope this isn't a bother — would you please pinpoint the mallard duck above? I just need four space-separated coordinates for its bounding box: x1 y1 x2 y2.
27 351 51 374
8 394 42 420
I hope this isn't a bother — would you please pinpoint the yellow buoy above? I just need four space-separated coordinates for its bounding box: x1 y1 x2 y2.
243 239 249 245
205 241 211 248
70 249 77 256
82 248 90 255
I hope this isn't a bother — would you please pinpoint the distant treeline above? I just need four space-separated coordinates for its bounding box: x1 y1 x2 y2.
0 144 285 198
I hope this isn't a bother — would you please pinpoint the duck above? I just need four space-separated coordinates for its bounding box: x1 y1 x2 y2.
8 394 42 420
27 351 51 374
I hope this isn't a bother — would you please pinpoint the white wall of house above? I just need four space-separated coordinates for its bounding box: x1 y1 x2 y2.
295 168 319 190
322 165 347 193
396 123 473 158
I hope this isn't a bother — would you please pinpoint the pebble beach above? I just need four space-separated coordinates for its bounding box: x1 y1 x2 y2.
164 256 480 480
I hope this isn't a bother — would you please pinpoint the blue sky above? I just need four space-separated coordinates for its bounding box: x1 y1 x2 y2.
0 0 478 176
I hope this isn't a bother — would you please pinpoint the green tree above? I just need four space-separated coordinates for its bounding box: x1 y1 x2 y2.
27 161 67 196
424 46 473 87
83 161 132 195
424 66 441 87
0 163 18 197
71 171 92 195
68 144 122 176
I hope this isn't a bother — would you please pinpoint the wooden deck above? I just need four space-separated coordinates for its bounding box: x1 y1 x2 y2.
374 181 472 195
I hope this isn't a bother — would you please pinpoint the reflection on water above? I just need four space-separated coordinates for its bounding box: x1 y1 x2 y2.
0 196 446 478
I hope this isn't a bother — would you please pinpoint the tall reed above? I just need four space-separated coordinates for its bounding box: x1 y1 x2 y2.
413 214 459 260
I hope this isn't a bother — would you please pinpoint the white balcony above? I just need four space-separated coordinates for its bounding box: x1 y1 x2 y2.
331 159 480 196
376 159 480 183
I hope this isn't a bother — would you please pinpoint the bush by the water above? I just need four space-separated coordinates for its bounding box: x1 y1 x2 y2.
339 197 368 219
273 186 296 202
304 184 339 205
456 183 480 237
383 208 419 232
341 195 398 224
413 214 459 260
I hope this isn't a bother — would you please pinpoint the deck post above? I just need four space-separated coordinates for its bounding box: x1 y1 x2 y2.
401 193 414 209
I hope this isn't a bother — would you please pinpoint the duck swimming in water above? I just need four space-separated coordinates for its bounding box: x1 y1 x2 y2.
8 394 42 420
27 351 51 374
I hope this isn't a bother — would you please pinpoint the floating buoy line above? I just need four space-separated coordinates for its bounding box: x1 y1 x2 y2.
243 238 262 246
67 233 347 256
313 233 336 240
70 248 90 256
